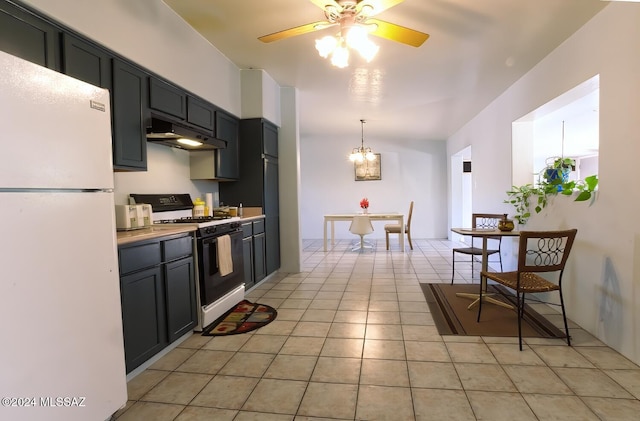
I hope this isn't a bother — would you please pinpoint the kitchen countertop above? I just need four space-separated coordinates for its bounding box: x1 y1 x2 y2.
116 225 196 246
239 214 265 222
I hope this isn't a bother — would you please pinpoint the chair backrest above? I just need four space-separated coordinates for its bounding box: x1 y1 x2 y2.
350 215 374 235
471 213 507 229
471 213 507 244
517 229 578 274
406 201 414 229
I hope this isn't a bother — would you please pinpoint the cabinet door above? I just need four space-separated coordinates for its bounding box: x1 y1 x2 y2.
149 77 186 120
242 236 254 289
0 2 60 70
215 111 239 179
164 256 197 343
62 33 111 89
263 121 278 158
112 59 147 170
187 96 214 132
253 232 267 283
120 266 166 373
264 156 280 274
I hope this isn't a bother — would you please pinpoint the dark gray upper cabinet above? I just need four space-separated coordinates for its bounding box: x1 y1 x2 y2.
112 59 148 171
215 110 240 180
149 77 186 120
263 122 278 158
0 1 60 70
187 96 215 131
62 33 112 89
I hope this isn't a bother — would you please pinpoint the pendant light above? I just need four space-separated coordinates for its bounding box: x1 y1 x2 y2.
349 119 376 163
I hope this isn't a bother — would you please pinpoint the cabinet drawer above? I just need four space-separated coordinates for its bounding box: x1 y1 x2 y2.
119 242 161 274
242 222 253 238
253 219 265 234
163 235 193 262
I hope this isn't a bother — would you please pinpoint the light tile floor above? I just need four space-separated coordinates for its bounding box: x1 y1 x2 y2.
114 238 640 420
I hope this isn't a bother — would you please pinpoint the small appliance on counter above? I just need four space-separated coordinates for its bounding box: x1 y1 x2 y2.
115 204 151 230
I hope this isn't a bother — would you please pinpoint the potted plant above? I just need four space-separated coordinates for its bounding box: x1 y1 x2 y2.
541 156 576 191
505 157 598 225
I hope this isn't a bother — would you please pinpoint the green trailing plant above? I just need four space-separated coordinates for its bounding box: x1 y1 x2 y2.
505 158 598 225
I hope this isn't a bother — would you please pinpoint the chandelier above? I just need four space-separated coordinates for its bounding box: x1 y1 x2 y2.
315 6 379 68
349 119 376 162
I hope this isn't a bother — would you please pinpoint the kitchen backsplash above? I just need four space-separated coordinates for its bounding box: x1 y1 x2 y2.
114 143 219 206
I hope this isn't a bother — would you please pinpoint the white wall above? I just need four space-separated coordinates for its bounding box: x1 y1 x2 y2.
301 134 448 239
447 3 640 364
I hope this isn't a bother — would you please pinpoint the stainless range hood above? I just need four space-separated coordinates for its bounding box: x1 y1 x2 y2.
146 117 226 150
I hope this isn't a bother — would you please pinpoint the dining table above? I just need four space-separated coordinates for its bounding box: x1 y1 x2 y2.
451 227 521 310
324 213 405 252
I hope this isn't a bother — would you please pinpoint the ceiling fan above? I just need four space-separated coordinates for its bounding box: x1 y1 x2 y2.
258 0 429 48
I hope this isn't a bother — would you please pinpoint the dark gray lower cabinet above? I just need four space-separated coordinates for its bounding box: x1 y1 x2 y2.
165 257 196 343
253 231 266 283
119 233 195 373
242 235 254 289
241 218 267 290
120 266 165 373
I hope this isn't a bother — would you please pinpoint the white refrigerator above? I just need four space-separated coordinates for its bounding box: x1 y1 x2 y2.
0 51 127 420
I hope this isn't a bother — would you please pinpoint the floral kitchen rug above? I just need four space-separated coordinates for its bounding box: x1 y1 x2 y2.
201 300 277 336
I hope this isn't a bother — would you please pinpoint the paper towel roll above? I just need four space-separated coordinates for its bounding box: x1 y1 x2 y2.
205 193 213 217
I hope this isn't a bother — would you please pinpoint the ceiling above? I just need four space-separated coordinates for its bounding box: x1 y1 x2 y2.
163 0 608 142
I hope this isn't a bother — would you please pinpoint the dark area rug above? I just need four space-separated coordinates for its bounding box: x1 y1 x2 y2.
421 283 565 338
202 300 277 336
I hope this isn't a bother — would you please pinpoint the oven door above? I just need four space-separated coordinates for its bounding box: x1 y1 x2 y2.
198 230 244 307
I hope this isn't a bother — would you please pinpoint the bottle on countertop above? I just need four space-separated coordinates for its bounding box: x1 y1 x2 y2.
238 203 243 217
193 197 205 218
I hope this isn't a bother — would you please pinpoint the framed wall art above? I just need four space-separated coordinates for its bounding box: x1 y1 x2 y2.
354 153 381 181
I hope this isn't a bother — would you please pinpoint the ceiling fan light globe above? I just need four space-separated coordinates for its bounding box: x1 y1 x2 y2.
316 36 338 58
358 39 379 62
331 45 349 68
345 25 368 49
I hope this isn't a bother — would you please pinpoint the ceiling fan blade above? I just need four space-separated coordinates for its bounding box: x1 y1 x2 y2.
357 0 405 17
259 21 336 43
366 18 429 47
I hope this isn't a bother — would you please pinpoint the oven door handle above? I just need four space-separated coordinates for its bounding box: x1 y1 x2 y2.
203 237 219 275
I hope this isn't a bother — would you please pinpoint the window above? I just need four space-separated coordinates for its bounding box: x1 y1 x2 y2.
512 75 599 187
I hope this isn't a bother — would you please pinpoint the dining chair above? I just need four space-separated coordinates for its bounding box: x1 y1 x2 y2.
478 229 578 350
349 214 375 252
451 213 506 283
385 201 413 250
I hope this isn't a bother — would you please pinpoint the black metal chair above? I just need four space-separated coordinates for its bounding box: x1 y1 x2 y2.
478 229 578 350
451 213 506 283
